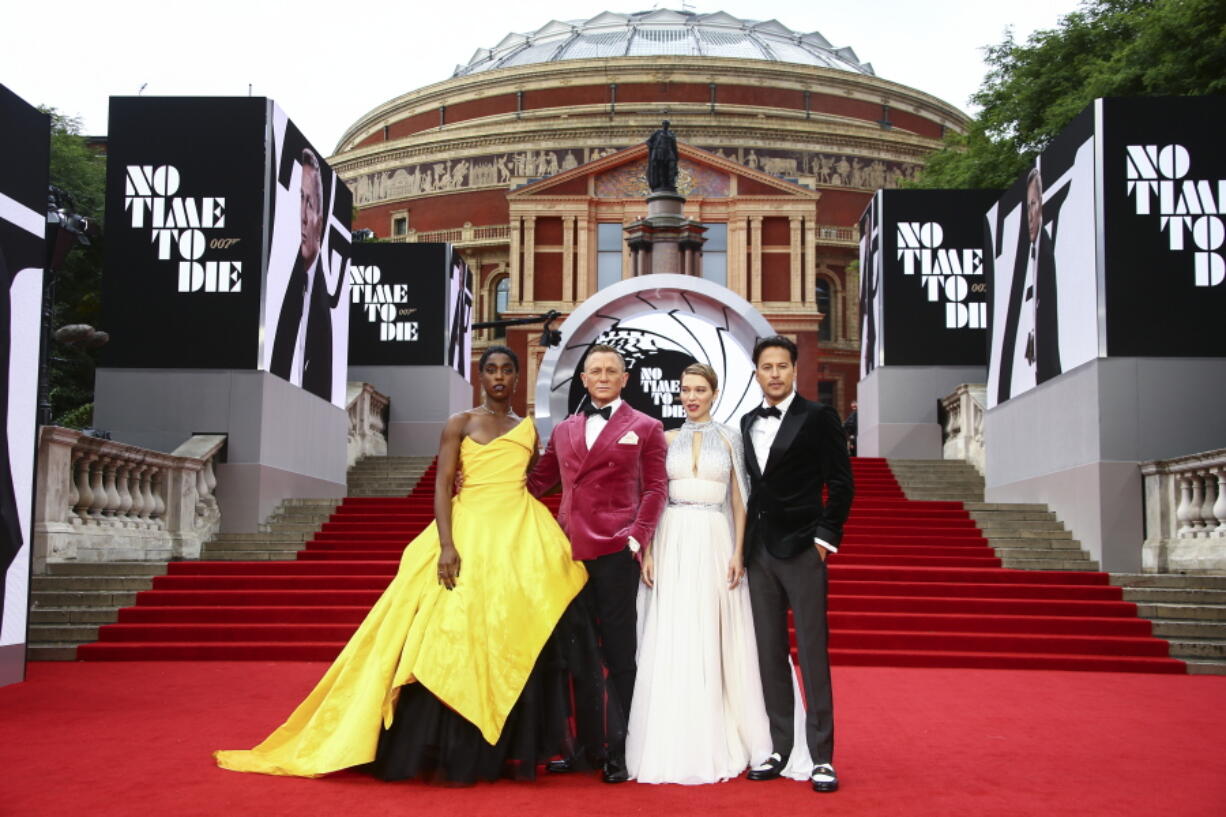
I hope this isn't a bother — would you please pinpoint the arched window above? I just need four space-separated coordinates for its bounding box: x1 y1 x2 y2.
491 275 510 339
816 277 834 341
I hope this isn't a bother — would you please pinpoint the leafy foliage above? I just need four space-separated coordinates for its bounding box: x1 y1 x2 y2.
912 0 1226 189
43 108 107 427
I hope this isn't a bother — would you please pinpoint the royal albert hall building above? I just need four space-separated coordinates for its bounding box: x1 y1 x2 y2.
331 9 968 414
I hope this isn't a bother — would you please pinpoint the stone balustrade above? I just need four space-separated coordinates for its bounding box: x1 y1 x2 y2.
940 383 987 475
1140 448 1226 574
347 382 390 467
32 428 226 572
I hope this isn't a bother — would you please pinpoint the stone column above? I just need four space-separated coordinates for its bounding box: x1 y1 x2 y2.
523 216 536 301
576 215 590 301
508 217 522 306
562 215 575 302
789 216 803 303
804 218 818 305
750 216 763 305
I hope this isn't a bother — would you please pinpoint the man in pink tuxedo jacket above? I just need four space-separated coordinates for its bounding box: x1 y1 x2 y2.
528 345 667 783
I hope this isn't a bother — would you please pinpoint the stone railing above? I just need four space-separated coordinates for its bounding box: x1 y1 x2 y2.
347 382 390 467
393 222 511 247
1140 448 1226 574
32 428 226 572
940 383 987 475
816 224 858 244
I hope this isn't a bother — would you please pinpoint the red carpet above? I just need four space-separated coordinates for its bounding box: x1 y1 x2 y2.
1 662 1223 817
78 458 1183 672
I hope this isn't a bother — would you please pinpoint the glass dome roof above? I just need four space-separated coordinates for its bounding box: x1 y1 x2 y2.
453 10 874 77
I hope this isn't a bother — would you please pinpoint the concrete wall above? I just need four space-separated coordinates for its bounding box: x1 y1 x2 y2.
0 643 24 688
347 366 472 456
858 365 987 459
986 357 1226 572
93 369 348 532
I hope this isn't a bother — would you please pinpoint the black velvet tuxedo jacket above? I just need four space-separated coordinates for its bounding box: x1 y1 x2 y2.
740 395 855 561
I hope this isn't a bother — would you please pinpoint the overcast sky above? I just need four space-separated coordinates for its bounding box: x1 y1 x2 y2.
3 0 1084 154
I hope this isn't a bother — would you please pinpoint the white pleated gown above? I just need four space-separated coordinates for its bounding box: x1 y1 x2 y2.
627 423 811 784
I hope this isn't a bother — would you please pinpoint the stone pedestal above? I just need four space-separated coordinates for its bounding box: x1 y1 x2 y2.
624 191 706 276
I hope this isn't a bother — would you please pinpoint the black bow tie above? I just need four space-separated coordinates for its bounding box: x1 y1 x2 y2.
583 404 613 420
755 405 783 420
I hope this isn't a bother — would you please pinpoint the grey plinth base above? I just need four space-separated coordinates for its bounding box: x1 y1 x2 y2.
858 365 987 459
624 192 706 277
348 365 473 456
985 357 1226 572
0 644 26 688
93 369 348 532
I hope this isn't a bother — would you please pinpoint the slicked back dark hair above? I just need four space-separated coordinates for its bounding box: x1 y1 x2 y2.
752 335 798 365
479 344 520 372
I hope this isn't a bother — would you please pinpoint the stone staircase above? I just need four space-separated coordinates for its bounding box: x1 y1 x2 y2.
346 456 434 497
887 457 1226 674
888 459 1098 571
26 455 434 660
27 562 162 660
1111 574 1226 675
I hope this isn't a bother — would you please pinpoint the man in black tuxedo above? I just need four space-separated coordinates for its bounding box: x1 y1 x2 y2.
269 148 339 402
996 167 1062 404
740 335 854 793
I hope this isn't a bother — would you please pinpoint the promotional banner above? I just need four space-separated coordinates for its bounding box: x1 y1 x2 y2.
1101 96 1226 357
859 189 1000 377
447 253 473 382
0 85 48 661
261 104 352 406
987 107 1099 408
987 96 1226 409
102 97 268 370
347 242 450 366
536 275 774 433
102 98 352 407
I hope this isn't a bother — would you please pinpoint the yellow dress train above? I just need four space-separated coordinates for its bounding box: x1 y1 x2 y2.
215 418 586 777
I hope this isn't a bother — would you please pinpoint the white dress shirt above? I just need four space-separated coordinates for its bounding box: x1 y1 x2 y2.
750 391 836 554
585 397 623 450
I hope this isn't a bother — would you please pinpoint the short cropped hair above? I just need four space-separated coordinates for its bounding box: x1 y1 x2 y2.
584 344 626 371
681 362 718 391
752 335 798 365
479 344 519 372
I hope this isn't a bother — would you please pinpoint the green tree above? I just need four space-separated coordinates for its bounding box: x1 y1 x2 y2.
913 0 1226 189
43 108 107 427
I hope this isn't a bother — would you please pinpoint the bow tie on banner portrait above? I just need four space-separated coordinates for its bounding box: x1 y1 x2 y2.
583 404 613 420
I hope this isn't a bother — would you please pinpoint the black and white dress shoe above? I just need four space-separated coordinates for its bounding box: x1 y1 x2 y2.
810 763 839 793
546 757 575 773
747 752 786 781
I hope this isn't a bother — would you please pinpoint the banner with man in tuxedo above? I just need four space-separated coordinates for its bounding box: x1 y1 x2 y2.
0 86 49 675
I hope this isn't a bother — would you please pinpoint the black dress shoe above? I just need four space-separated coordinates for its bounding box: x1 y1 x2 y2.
601 756 629 784
810 763 839 793
546 757 575 773
747 752 786 781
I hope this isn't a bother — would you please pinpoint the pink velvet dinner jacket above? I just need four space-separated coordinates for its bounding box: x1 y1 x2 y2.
527 403 668 561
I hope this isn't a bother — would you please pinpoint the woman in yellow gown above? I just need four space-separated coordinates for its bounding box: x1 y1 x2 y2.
215 346 587 783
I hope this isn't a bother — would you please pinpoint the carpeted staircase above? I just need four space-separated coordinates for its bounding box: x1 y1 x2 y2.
66 456 1189 673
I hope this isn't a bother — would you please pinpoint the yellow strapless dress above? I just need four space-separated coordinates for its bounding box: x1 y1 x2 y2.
215 418 586 777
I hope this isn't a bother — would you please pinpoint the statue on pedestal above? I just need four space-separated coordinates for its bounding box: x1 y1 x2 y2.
646 121 678 193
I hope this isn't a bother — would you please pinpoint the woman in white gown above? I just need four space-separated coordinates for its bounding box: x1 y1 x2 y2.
627 363 811 785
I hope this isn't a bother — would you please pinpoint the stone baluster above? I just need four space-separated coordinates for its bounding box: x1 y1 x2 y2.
1175 474 1195 536
100 457 122 519
1213 468 1226 535
1189 473 1207 533
1198 469 1218 538
128 464 148 526
67 452 84 525
115 460 135 525
86 453 107 522
150 467 167 529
